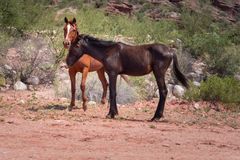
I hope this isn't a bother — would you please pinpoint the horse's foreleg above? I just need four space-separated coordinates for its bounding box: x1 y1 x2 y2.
152 69 168 121
97 68 108 104
81 67 89 111
69 70 76 111
106 72 118 119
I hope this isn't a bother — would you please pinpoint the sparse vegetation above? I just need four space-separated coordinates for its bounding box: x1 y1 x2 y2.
185 76 240 111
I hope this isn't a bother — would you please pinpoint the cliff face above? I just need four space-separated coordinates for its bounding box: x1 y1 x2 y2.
102 0 240 22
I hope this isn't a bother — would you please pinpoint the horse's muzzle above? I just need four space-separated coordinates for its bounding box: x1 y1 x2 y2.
63 40 70 49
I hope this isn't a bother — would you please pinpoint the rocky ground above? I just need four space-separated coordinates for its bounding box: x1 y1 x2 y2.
0 86 239 160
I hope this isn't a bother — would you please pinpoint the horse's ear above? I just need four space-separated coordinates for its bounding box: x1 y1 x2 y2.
72 17 76 24
64 17 68 23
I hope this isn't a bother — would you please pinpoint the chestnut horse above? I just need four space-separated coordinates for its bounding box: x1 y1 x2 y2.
63 17 108 111
66 24 189 121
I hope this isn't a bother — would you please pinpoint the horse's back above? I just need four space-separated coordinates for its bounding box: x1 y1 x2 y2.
69 54 103 73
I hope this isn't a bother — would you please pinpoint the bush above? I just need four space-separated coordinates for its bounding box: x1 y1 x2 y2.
207 45 240 75
0 0 44 32
185 76 240 110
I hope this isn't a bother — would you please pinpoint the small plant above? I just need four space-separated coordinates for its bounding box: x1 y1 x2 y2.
184 82 201 102
149 124 156 129
27 92 38 108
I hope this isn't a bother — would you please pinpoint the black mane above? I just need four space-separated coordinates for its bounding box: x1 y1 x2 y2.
79 34 117 48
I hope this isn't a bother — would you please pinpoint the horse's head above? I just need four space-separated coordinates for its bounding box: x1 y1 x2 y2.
66 35 86 66
63 17 79 49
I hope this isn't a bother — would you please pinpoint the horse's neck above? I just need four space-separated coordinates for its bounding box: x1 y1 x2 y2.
84 44 106 62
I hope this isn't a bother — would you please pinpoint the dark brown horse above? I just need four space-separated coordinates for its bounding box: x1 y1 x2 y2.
66 21 189 121
63 17 129 111
63 17 108 111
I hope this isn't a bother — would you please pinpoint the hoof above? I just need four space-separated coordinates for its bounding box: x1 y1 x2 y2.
106 113 115 119
101 99 106 104
83 104 87 112
68 106 73 111
150 116 167 122
151 115 164 122
151 117 160 122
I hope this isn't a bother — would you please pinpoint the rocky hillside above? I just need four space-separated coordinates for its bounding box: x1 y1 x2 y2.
89 0 240 23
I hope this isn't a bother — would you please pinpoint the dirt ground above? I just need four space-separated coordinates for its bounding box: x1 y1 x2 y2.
0 86 240 160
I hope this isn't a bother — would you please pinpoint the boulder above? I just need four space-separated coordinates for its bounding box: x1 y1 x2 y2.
14 81 27 91
193 81 201 87
167 83 174 97
234 74 240 81
26 76 40 85
172 85 185 98
4 64 13 71
87 101 97 106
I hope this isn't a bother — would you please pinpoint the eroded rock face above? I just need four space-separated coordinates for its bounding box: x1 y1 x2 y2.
105 1 133 16
5 34 56 85
212 0 238 12
212 0 240 21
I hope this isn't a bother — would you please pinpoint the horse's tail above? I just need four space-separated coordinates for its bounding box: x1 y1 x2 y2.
172 51 189 88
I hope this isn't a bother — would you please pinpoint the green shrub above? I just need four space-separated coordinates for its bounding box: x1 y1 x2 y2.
0 74 6 86
0 0 44 32
180 8 213 35
184 82 201 102
207 45 240 75
185 76 240 110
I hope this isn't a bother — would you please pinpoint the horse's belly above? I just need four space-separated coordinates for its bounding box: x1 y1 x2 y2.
122 65 152 76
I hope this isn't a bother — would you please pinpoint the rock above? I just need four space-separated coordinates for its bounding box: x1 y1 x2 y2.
87 101 97 106
154 89 159 98
193 81 201 87
234 74 240 81
193 103 200 110
19 99 25 104
4 64 13 71
0 67 4 74
56 72 69 81
187 72 204 82
14 81 27 91
26 76 40 85
172 85 185 98
0 87 7 92
187 72 198 81
167 84 174 97
105 1 133 16
168 12 180 19
27 85 34 91
5 84 10 90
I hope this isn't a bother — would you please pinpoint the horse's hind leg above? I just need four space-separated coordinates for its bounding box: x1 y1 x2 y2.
69 69 76 111
152 67 168 121
97 68 108 104
81 67 89 111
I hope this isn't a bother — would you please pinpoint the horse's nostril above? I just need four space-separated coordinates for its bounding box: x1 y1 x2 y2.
63 41 70 46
